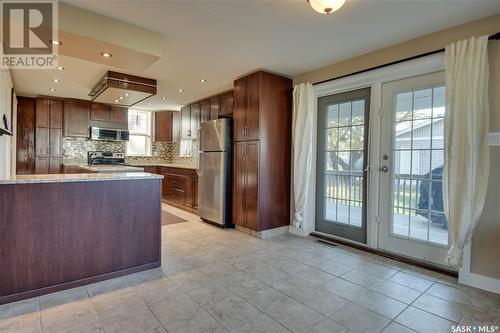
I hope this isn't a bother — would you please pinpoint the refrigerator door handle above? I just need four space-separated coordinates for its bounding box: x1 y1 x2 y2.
197 128 202 176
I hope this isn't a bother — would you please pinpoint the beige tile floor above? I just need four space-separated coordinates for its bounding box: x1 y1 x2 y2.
1 205 499 333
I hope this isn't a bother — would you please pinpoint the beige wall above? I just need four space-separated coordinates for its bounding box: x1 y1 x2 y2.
471 42 500 279
294 14 500 85
294 15 500 280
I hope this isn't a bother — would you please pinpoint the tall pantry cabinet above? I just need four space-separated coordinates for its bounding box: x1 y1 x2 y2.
35 98 63 174
232 71 292 233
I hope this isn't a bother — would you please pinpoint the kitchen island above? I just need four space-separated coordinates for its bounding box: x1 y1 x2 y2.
0 172 163 304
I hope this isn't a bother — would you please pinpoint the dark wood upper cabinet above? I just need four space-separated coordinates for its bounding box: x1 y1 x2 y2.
210 96 219 120
35 97 63 174
110 106 128 124
64 100 90 138
35 98 50 128
16 97 36 175
246 72 260 141
190 103 200 139
231 71 292 232
200 99 211 123
233 77 247 141
49 99 63 129
181 106 191 139
172 111 181 142
91 103 110 121
155 111 176 142
219 90 234 116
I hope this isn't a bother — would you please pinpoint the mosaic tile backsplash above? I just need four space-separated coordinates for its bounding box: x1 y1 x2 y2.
63 138 194 163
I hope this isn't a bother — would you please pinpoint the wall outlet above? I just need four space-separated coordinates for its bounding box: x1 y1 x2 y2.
489 132 500 146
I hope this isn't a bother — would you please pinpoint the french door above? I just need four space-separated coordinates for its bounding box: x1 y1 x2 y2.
316 88 370 243
379 72 450 266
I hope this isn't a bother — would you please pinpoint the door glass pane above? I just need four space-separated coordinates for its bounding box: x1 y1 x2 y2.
391 85 448 246
321 94 367 229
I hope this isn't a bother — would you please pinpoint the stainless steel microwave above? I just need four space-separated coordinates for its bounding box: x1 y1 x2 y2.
90 127 130 142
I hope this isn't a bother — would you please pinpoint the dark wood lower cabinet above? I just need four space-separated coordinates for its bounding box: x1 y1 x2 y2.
233 141 259 230
160 167 198 213
0 179 161 304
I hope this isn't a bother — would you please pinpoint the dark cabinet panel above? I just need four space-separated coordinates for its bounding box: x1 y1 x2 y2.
49 158 62 174
200 99 211 123
49 128 62 157
246 72 260 141
159 167 198 213
210 96 219 120
181 106 191 139
172 111 181 142
91 103 110 121
49 99 63 129
245 141 259 231
35 157 48 174
154 112 173 142
110 106 128 124
35 98 50 128
190 103 200 139
35 127 49 157
219 90 234 116
64 100 90 138
233 142 246 227
16 97 36 175
233 78 246 141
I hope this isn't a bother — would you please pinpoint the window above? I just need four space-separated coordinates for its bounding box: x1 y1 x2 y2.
127 110 152 156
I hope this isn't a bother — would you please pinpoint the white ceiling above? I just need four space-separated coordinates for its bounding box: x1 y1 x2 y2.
11 0 500 111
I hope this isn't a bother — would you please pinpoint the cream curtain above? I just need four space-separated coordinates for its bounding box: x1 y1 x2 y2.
443 35 490 268
292 83 314 228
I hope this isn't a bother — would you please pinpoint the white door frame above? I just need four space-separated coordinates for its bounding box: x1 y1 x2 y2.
308 53 445 249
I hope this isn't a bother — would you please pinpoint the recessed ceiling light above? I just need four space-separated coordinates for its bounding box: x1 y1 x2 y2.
56 66 64 71
178 89 183 93
119 96 124 100
124 93 129 96
161 96 167 100
200 79 207 83
100 52 112 58
52 78 59 83
49 88 56 92
114 99 119 103
50 40 62 45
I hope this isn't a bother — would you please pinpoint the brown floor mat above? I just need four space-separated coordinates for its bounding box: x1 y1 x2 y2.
162 211 188 225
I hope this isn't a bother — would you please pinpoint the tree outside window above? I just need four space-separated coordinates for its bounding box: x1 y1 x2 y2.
127 110 152 156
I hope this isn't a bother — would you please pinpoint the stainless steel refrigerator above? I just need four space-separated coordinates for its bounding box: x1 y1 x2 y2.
197 118 232 227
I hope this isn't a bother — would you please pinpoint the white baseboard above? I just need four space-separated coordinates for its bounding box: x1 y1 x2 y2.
459 271 500 294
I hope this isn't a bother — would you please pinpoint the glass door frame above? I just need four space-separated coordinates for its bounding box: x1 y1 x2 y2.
315 87 371 244
378 71 451 267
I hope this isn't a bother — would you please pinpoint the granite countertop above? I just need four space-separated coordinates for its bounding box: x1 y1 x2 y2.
79 165 145 173
127 161 197 170
0 172 163 185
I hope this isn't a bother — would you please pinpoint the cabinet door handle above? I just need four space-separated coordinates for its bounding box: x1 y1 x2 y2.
242 146 245 156
242 126 245 137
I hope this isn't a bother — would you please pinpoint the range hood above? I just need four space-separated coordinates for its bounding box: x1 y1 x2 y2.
89 71 157 107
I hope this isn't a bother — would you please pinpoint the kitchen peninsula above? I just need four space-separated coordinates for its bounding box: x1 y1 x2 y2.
0 172 162 304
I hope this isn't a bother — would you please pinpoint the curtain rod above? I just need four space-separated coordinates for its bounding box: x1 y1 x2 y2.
312 32 500 86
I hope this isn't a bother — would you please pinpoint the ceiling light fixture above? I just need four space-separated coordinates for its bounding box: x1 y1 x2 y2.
307 0 345 14
119 96 124 100
178 89 183 92
124 93 129 96
50 40 62 45
161 97 167 100
100 52 112 58
114 99 119 103
49 88 56 92
200 79 206 83
52 78 59 83
56 66 64 71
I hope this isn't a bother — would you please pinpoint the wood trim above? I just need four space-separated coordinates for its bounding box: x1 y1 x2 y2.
0 262 160 305
310 231 458 277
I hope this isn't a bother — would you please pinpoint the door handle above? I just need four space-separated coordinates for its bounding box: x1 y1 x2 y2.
380 166 389 173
